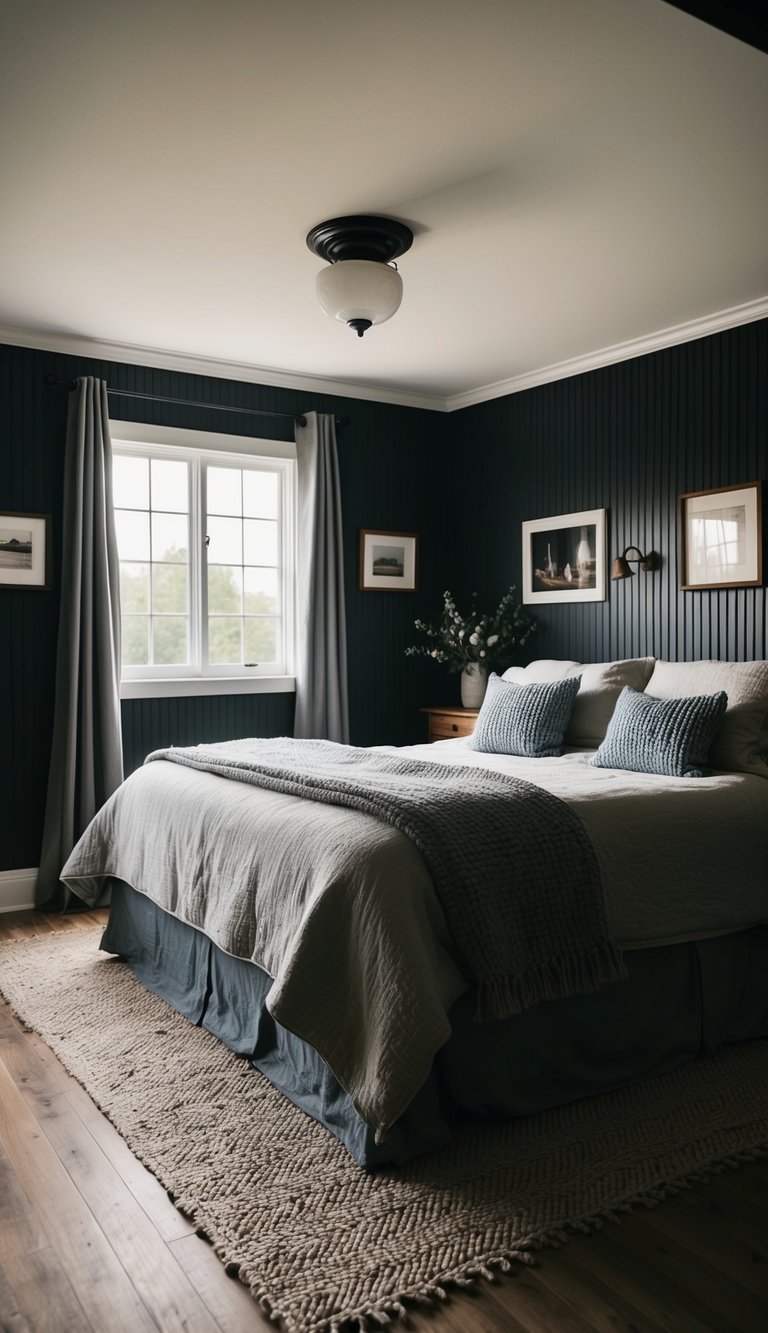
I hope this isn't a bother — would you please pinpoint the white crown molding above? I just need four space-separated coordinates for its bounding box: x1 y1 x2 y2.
445 296 768 412
1 294 766 417
0 867 37 914
0 325 445 413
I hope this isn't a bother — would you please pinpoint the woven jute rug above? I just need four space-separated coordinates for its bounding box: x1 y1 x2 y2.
1 929 767 1333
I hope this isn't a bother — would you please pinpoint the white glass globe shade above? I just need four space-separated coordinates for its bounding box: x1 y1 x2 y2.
315 259 403 327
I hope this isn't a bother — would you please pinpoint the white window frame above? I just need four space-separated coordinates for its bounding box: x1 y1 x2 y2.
112 421 296 700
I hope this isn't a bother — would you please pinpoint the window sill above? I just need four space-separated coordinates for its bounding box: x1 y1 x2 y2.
120 676 296 700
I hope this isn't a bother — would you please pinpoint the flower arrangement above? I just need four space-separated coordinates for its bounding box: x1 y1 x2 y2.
405 587 535 674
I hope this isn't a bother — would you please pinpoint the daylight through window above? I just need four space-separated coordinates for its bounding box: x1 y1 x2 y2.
112 435 295 691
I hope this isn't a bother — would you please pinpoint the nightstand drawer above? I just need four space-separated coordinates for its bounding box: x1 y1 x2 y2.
420 706 479 742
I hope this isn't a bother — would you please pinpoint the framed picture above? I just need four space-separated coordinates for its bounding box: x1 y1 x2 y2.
359 529 418 592
0 512 52 590
522 508 606 604
679 481 762 590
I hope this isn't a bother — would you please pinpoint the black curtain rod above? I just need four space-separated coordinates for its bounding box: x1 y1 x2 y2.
43 375 350 429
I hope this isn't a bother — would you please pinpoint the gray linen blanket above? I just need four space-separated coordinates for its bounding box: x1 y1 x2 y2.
145 737 626 1020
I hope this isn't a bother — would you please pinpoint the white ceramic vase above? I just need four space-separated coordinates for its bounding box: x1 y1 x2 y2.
460 663 487 709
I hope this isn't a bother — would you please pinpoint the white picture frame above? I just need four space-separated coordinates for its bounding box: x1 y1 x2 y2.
522 508 606 604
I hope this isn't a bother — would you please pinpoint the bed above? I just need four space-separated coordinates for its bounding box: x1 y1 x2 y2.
61 656 768 1167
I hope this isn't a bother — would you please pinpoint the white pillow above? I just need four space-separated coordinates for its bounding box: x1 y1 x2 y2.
503 659 582 683
645 660 768 778
502 657 656 748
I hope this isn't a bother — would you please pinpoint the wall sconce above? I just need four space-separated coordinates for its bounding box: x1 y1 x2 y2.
611 545 656 580
306 215 414 338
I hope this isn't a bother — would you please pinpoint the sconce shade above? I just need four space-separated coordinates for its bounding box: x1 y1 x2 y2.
307 214 413 337
612 545 656 580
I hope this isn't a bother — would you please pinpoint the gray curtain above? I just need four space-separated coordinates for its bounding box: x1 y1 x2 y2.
37 377 123 908
293 411 349 742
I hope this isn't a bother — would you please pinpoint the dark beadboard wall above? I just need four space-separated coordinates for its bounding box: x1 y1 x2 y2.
120 694 296 778
450 319 767 665
0 342 448 871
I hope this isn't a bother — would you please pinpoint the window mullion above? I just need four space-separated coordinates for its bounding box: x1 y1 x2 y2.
194 459 206 674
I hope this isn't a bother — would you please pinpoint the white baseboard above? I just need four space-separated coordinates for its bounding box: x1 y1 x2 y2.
0 868 38 913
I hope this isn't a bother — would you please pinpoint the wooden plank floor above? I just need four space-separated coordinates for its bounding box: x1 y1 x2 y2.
1 909 767 1333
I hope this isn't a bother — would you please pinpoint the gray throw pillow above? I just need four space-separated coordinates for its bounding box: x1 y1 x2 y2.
469 673 581 757
645 659 768 778
591 686 727 778
502 657 656 747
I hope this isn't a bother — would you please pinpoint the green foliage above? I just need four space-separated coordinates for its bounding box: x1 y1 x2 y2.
209 617 241 664
244 617 277 661
120 554 278 666
208 565 240 615
122 615 149 666
405 588 535 674
120 565 149 614
152 616 187 664
152 564 187 614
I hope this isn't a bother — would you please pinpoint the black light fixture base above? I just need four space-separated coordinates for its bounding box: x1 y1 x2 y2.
306 215 413 264
348 318 372 338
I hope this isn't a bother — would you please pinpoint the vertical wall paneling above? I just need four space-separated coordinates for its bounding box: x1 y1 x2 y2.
450 320 767 669
120 693 297 776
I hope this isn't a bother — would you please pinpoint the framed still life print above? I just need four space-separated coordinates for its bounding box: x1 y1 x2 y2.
359 529 418 591
522 508 606 604
679 482 762 590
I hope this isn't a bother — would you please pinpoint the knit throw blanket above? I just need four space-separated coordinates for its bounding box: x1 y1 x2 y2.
145 738 626 1020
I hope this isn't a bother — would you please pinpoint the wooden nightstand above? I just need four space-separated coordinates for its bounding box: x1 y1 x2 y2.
420 705 479 742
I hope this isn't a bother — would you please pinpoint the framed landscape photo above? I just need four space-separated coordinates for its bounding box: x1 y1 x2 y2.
679 481 762 590
0 512 52 590
522 508 606 604
359 529 418 591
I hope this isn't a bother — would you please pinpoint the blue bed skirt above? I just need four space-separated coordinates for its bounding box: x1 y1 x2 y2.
101 880 768 1167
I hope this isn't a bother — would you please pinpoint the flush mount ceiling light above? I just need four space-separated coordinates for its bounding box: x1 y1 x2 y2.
306 215 413 338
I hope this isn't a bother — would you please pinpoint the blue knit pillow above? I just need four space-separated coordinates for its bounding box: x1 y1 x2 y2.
469 672 581 757
591 686 727 778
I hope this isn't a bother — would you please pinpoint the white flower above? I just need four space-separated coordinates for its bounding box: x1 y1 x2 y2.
480 650 486 657
487 634 498 646
431 649 439 657
475 625 482 633
458 629 465 639
469 633 479 645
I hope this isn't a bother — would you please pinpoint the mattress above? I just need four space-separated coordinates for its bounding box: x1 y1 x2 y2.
385 737 768 947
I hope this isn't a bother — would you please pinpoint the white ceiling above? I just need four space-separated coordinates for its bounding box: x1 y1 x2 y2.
1 0 766 410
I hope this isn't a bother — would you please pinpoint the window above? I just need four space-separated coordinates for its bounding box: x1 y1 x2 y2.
112 423 295 699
